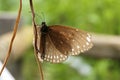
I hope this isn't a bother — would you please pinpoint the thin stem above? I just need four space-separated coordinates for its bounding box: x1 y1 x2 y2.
29 0 44 80
0 0 22 75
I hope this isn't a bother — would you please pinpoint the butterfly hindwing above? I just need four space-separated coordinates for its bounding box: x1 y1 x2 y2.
37 27 68 63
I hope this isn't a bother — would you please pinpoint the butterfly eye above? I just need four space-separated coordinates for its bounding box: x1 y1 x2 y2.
37 22 93 63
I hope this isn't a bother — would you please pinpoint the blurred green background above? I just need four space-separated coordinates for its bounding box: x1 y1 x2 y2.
0 0 120 80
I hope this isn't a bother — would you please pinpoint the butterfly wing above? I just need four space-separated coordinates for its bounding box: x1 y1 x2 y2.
37 27 68 63
48 25 93 55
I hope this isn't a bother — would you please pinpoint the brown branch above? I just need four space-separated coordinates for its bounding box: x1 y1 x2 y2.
0 0 22 75
29 0 44 80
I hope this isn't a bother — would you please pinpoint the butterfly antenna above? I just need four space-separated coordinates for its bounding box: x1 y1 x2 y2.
35 13 43 21
41 12 46 22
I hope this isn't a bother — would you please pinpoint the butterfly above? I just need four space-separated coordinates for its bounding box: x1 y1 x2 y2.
36 22 93 63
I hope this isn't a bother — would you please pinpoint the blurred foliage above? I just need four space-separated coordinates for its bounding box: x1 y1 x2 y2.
0 0 18 11
0 0 120 80
1 0 120 35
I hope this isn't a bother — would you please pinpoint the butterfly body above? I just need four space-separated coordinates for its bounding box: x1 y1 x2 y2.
37 22 93 63
39 22 48 59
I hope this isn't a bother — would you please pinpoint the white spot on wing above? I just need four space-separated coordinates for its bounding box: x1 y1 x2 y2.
47 55 50 58
86 42 89 45
75 52 77 55
62 57 65 60
57 60 60 63
50 56 53 59
57 55 59 59
72 53 75 55
81 50 84 52
72 49 74 52
77 45 80 49
72 39 75 42
54 55 56 59
47 59 49 61
75 29 79 31
87 33 91 38
87 37 91 42
60 55 63 57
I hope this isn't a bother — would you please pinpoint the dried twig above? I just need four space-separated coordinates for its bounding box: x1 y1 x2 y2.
0 0 22 75
29 0 44 80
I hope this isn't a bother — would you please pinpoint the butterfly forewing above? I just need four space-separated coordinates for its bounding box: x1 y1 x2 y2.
48 25 93 55
48 26 72 55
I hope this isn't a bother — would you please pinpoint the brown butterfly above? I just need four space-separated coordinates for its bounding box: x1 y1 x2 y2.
37 22 93 63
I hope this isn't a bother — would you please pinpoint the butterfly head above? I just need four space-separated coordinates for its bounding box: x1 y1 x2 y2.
41 22 48 33
41 22 46 26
